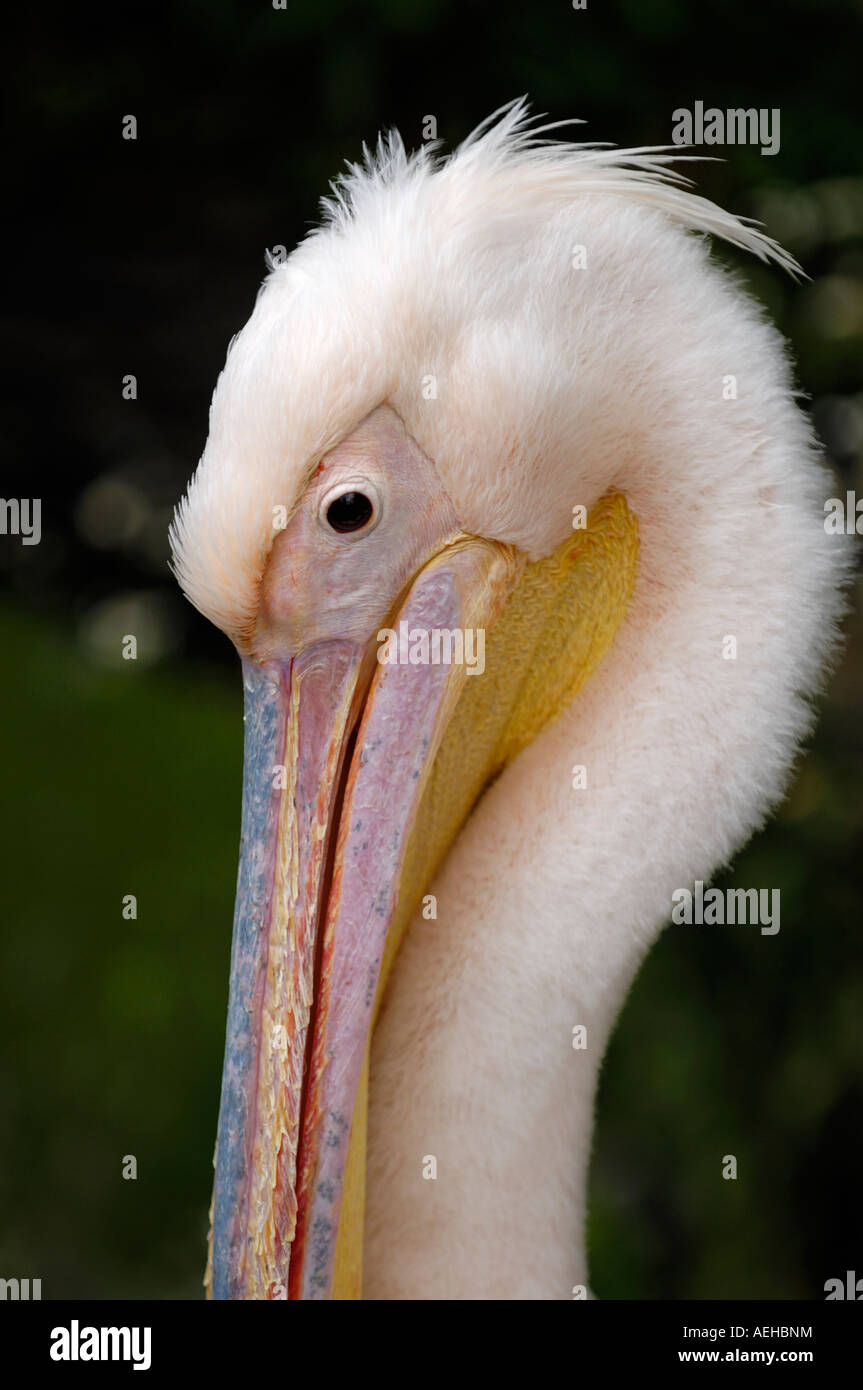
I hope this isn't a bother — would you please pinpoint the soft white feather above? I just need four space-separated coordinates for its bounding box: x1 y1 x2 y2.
170 98 802 640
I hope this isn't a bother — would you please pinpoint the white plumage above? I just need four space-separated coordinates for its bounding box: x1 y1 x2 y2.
172 101 847 1299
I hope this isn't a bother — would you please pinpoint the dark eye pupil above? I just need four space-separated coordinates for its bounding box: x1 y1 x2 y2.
326 491 373 533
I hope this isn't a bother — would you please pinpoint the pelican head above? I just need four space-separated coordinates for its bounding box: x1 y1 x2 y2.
170 100 844 1300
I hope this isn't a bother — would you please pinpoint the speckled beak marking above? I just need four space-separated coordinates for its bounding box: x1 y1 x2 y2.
207 540 514 1300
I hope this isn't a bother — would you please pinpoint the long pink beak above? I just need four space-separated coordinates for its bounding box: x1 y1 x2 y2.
208 540 513 1299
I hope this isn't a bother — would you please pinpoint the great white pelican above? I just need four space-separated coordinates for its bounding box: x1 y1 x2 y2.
170 100 844 1300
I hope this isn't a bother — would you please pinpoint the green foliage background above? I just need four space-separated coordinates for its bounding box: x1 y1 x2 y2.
2 0 861 1298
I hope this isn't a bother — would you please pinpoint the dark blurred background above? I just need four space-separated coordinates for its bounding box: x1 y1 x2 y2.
2 0 861 1299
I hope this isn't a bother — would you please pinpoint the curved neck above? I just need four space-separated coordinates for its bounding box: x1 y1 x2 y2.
363 255 840 1298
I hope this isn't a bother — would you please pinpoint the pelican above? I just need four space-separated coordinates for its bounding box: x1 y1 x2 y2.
170 100 845 1300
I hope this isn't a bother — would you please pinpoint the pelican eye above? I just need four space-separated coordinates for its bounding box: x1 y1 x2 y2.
326 490 374 533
